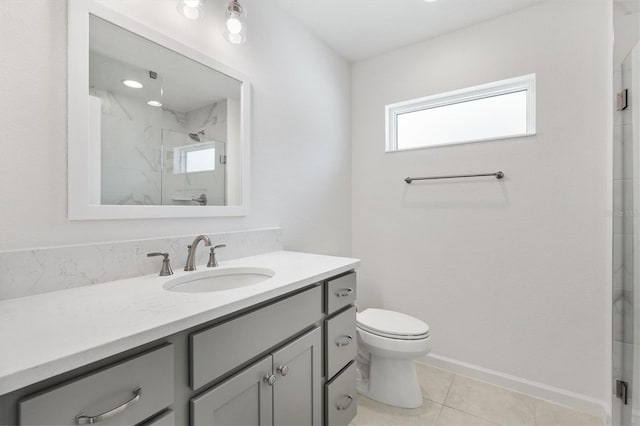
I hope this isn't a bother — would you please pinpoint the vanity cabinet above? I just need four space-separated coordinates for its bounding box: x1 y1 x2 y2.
191 327 322 426
1 271 357 426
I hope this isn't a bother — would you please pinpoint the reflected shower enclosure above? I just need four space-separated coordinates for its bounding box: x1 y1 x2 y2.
87 15 242 207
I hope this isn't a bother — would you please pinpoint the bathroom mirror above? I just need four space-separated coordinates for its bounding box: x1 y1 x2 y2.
68 0 250 219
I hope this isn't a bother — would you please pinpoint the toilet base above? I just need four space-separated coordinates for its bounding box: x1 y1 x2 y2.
357 354 423 408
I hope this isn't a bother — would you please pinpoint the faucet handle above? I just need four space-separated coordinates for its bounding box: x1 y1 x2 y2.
147 252 173 276
207 245 227 268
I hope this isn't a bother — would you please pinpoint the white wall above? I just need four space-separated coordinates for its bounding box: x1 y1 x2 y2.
0 0 351 255
351 0 611 408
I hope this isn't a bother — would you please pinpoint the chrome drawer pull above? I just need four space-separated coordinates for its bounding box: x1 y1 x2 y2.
336 394 354 411
335 335 353 347
75 387 142 424
334 288 353 298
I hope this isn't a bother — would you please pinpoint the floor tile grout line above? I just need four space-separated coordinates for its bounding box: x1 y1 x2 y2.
433 399 445 425
441 373 457 406
439 404 502 426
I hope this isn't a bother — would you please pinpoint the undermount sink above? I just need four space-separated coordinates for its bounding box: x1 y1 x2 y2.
164 267 275 293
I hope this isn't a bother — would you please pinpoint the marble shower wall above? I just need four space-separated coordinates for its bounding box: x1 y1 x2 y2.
91 88 230 206
162 100 228 206
0 228 282 301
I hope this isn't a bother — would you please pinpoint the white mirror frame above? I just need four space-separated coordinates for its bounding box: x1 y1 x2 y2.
68 0 250 220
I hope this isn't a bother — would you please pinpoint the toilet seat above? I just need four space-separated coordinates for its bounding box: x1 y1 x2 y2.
357 308 430 340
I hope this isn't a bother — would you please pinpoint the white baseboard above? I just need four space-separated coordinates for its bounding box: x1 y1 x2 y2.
420 353 608 420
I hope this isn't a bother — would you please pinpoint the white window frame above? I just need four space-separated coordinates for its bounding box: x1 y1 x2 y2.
385 73 536 152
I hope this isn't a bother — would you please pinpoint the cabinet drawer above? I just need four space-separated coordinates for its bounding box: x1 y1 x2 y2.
19 344 174 426
325 306 357 380
142 409 175 426
190 285 322 390
325 272 356 315
325 362 357 426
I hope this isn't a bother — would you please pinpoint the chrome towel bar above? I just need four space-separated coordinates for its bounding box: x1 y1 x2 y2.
404 171 504 184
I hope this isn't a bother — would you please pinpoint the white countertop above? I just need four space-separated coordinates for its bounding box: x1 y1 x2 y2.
0 250 359 395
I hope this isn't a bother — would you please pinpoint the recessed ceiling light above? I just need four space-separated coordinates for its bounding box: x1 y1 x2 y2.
147 100 163 107
122 80 143 89
424 0 437 2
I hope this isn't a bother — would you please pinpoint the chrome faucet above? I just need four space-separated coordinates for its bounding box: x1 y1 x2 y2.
184 235 212 271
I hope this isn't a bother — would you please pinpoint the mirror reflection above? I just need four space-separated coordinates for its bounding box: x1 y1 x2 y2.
88 15 242 206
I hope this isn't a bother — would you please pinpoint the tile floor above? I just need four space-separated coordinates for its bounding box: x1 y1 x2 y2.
349 363 604 426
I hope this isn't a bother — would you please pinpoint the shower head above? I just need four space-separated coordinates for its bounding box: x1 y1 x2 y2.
188 130 205 142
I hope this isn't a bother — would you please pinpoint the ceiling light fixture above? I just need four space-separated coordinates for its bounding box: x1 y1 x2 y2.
177 0 203 20
147 100 163 107
223 0 247 44
122 80 143 89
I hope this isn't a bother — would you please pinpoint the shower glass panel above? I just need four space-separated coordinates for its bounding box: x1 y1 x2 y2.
161 129 226 206
613 41 640 426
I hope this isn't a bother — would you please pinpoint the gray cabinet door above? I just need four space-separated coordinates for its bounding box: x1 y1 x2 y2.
272 327 322 426
190 356 273 426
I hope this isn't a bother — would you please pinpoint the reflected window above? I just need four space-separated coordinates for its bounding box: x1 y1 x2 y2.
174 143 216 174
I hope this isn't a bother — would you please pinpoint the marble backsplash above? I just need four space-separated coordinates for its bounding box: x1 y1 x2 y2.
0 228 282 301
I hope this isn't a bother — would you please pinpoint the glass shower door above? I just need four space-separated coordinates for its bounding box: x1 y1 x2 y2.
614 41 640 426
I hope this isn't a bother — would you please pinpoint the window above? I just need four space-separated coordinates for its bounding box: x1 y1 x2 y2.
174 143 216 174
386 74 536 152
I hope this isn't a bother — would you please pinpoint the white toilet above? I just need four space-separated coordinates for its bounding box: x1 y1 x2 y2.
356 308 431 408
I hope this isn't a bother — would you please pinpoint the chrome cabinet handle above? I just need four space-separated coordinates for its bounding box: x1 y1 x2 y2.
263 374 276 386
335 335 353 347
334 288 353 298
276 365 289 376
336 394 354 411
75 387 141 424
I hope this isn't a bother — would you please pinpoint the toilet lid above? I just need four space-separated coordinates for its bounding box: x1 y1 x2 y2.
357 308 430 339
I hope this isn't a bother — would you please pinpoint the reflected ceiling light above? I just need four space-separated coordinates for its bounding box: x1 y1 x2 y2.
122 80 143 89
177 0 203 20
147 100 163 107
223 0 246 44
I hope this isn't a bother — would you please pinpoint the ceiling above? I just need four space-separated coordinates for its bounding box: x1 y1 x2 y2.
275 0 543 62
89 15 241 113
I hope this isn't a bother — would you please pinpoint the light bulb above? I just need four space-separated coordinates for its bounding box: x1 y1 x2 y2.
224 32 245 44
223 0 246 44
177 0 202 20
226 17 242 34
